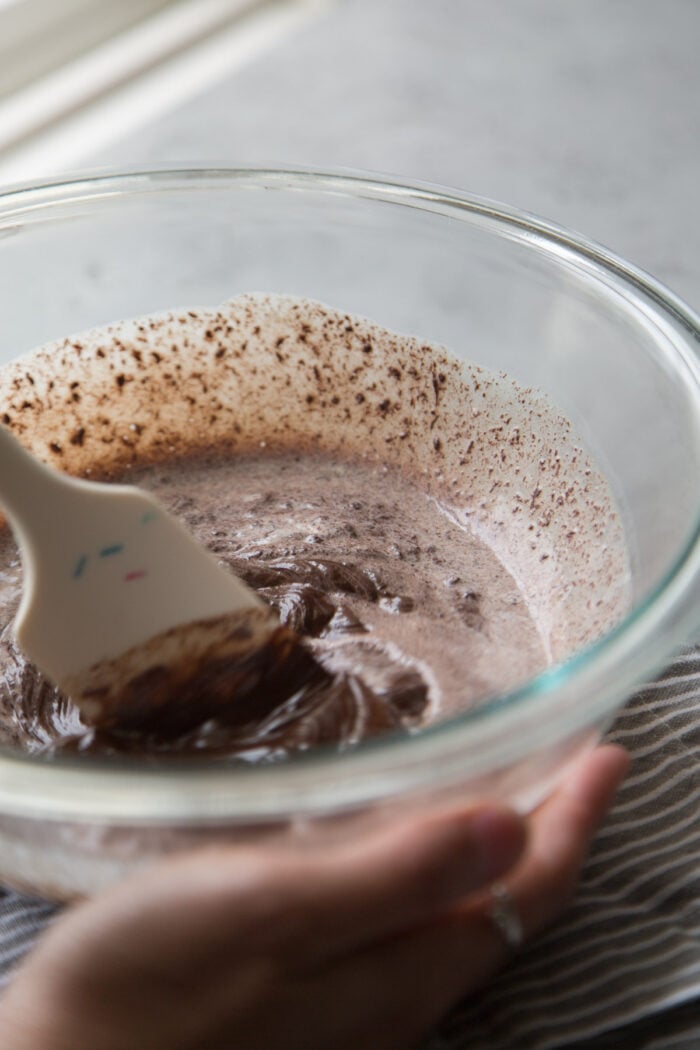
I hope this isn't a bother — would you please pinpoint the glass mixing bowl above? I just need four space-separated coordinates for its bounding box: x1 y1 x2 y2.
0 167 698 899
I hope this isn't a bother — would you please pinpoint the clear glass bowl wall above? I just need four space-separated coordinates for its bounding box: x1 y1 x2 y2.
0 169 697 900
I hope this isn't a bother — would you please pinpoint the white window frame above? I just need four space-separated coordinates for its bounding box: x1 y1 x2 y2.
0 0 272 161
0 0 330 184
0 0 175 101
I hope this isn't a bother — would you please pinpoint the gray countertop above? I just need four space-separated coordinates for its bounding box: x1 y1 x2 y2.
87 0 700 310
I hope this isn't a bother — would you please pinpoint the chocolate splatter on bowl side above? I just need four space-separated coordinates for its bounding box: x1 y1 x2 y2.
0 293 628 670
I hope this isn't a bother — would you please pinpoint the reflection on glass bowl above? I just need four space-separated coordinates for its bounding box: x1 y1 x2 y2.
0 168 697 900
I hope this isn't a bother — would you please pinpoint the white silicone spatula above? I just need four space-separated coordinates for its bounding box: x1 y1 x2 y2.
0 423 285 730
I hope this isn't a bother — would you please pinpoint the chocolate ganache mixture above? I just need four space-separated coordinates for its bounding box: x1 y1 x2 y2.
0 295 628 763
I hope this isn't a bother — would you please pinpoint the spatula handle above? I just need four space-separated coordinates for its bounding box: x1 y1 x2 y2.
0 425 67 547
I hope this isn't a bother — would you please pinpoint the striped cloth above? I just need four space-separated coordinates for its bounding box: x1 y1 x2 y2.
429 645 700 1049
0 647 699 1049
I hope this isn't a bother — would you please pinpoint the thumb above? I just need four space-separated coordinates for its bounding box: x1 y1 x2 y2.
282 802 527 964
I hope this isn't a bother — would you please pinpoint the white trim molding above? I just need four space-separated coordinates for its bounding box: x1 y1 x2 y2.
0 0 332 184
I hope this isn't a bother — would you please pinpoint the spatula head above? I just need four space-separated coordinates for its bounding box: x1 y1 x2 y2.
63 605 322 737
14 478 268 699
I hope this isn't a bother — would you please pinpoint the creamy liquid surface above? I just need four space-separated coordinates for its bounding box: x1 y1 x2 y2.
0 292 628 763
0 450 546 760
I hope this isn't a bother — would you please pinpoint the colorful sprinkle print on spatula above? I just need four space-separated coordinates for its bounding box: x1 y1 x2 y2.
71 511 157 582
72 555 88 579
99 544 124 558
124 569 148 582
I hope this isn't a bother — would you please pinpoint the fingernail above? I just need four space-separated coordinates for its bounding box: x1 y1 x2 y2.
469 805 526 883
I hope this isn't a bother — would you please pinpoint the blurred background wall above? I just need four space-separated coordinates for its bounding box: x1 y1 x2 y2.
0 0 698 305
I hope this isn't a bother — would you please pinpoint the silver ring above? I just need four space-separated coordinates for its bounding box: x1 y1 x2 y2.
488 882 524 951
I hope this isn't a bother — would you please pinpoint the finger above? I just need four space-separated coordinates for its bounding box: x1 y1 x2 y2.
31 801 526 998
268 917 496 1050
277 745 630 1048
113 807 526 1050
507 742 630 936
245 901 520 1050
214 910 500 1050
234 803 527 965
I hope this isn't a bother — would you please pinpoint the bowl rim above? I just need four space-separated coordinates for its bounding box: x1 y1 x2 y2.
0 164 698 824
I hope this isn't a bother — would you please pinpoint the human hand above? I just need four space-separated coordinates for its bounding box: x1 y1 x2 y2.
0 744 628 1050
